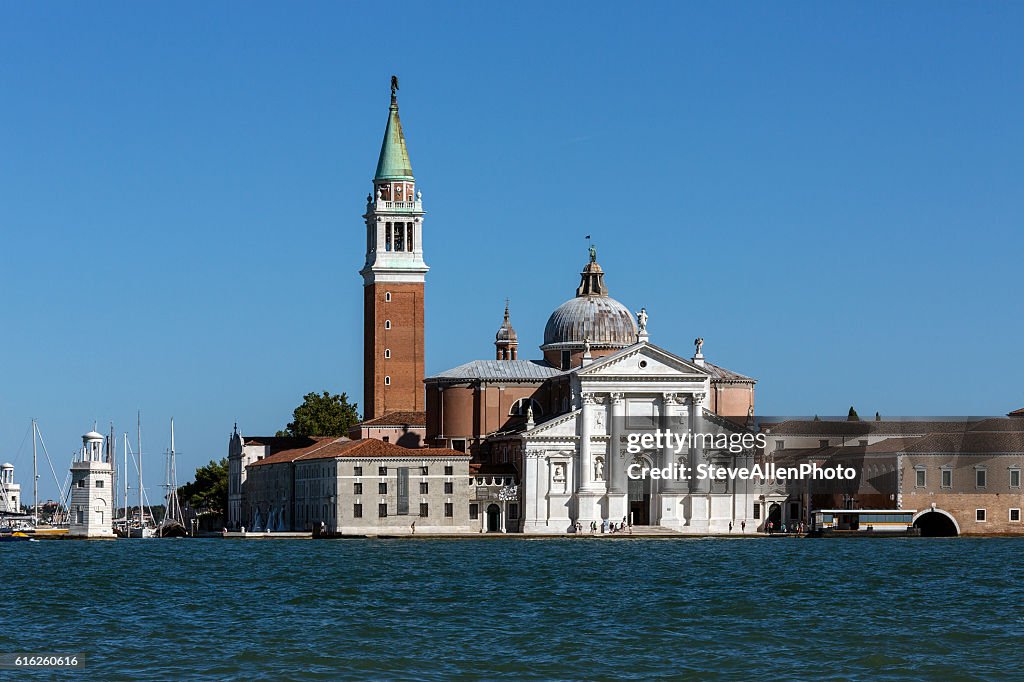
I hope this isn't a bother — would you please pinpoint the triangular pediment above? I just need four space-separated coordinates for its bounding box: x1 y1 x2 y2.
523 409 580 438
577 342 710 379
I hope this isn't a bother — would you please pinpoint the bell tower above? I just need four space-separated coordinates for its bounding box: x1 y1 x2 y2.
360 77 428 420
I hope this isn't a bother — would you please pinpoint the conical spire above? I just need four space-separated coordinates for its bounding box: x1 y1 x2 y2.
374 76 414 181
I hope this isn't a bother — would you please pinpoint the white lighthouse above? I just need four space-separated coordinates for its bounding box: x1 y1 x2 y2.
69 430 114 538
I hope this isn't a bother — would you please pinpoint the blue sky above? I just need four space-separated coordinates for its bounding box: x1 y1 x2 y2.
2 3 1022 500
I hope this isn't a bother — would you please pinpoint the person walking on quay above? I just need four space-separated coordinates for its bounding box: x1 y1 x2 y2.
728 521 733 533
741 520 746 533
411 520 416 535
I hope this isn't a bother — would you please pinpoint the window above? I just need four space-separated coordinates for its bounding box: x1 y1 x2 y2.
385 222 392 251
385 320 391 330
444 482 453 494
469 504 478 520
1011 509 1021 522
379 482 388 494
444 503 453 518
419 503 429 517
378 504 388 518
420 482 429 494
560 350 571 370
450 440 466 454
819 440 829 448
421 466 429 475
976 469 987 488
789 502 799 520
509 398 542 418
941 468 952 488
775 440 785 451
407 223 413 252
396 467 409 515
384 376 391 386
976 509 987 522
394 222 405 251
1012 469 1021 488
77 479 85 488
353 503 363 518
354 466 363 477
382 436 389 442
384 349 391 359
915 469 926 488
379 467 387 476
76 510 84 524
354 483 362 495
96 479 104 488
859 440 869 447
444 465 454 476
509 503 519 520
385 291 391 302
753 504 761 520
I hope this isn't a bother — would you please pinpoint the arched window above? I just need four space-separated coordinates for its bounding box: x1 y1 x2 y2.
385 292 392 302
509 398 542 418
384 376 391 385
384 349 391 359
385 320 391 329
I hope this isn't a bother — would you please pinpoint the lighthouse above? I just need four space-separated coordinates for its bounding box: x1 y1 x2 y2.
68 430 114 538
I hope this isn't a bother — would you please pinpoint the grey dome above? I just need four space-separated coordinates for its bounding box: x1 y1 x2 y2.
543 295 637 349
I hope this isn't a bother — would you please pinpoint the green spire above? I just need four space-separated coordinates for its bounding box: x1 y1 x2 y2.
374 77 414 181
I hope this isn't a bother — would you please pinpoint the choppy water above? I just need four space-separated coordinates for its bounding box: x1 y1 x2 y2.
2 537 1022 680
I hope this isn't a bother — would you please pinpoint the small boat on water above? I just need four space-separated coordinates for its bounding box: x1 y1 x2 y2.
0 531 36 542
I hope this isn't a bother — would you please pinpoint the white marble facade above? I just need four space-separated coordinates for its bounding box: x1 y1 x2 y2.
520 342 759 534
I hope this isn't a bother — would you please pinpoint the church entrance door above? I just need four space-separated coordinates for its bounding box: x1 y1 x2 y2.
628 469 652 525
486 504 501 532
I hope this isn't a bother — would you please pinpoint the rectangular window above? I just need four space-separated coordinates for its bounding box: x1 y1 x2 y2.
941 469 952 488
407 223 414 252
444 465 454 476
915 469 926 488
394 222 405 251
775 440 785 451
444 481 453 494
76 510 84 524
419 482 429 494
976 469 987 488
378 482 388 494
379 503 388 518
789 502 799 520
421 466 429 475
95 479 104 488
444 502 453 518
753 504 761 520
419 503 429 517
469 503 479 520
450 440 466 453
561 350 571 370
976 508 986 522
1011 508 1021 522
77 479 85 488
509 503 519 520
354 466 363 477
354 504 363 518
385 222 392 251
354 482 362 495
397 467 409 515
1012 470 1021 488
379 466 388 476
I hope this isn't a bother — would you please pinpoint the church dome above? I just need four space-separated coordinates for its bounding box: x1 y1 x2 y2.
541 252 637 350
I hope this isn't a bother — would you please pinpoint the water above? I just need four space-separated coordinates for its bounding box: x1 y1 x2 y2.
2 537 1022 680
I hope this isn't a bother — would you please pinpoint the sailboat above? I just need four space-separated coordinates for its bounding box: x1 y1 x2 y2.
128 413 155 538
153 418 188 538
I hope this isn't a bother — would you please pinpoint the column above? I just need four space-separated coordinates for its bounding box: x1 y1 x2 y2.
690 393 708 494
579 393 595 490
607 392 627 522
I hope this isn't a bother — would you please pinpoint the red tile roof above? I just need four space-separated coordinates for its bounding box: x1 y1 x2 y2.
1008 408 1024 417
248 438 467 467
358 411 426 427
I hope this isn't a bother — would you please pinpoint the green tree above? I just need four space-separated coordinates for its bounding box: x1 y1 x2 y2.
178 458 229 513
277 390 360 437
848 406 860 421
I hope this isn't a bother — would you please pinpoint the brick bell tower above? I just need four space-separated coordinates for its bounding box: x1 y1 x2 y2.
360 76 428 420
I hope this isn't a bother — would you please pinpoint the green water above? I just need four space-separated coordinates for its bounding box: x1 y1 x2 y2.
1 537 1021 680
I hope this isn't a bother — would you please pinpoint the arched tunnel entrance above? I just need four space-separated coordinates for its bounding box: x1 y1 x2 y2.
913 510 959 537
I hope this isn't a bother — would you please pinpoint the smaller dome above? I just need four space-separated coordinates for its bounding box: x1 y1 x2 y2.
1 462 13 469
495 302 518 343
83 431 104 441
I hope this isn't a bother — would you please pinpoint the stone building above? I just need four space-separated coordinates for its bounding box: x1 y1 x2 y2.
241 436 472 535
68 430 114 538
758 412 1024 535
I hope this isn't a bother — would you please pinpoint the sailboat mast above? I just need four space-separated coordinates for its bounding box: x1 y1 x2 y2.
137 412 143 528
32 419 38 526
123 433 129 527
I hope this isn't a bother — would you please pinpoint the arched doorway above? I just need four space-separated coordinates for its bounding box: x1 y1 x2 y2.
767 503 782 529
486 504 501 532
913 510 959 537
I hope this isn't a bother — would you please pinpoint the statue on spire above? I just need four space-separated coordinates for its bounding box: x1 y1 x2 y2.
390 75 399 98
588 243 597 263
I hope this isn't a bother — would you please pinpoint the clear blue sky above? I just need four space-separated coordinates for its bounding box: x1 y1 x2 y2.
2 3 1022 501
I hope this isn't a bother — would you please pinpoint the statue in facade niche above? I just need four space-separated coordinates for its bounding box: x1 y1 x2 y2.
595 458 604 481
636 307 648 333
